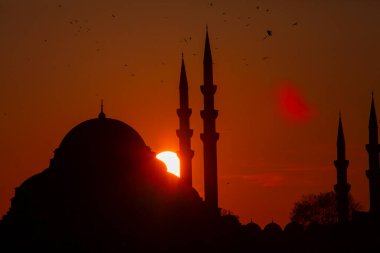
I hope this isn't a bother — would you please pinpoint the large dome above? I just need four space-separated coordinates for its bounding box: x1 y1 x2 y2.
55 115 151 174
59 116 146 151
2 113 208 252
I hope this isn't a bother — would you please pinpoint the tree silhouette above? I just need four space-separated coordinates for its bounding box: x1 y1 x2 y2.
290 191 362 226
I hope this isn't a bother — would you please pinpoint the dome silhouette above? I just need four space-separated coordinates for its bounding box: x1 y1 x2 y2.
1 114 207 252
243 220 261 235
60 117 146 150
263 222 283 235
284 221 304 235
56 116 150 175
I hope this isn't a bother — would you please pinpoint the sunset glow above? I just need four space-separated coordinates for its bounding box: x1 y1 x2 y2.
1 0 380 228
156 151 180 177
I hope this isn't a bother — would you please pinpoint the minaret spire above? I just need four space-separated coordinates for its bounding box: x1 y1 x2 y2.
203 27 213 86
98 99 106 119
176 54 194 186
366 92 380 218
334 113 350 224
369 92 378 143
200 27 219 217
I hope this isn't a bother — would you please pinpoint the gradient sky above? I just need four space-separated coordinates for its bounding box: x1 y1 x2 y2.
1 0 380 227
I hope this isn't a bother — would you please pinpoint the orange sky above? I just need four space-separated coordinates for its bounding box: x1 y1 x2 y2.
1 0 380 227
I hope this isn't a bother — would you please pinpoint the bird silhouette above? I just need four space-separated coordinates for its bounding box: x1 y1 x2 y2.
267 30 272 36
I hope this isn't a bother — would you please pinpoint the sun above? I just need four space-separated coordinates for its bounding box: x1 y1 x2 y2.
156 151 180 177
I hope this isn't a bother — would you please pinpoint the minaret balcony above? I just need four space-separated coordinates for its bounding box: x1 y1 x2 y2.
178 149 194 159
334 183 351 193
200 84 217 95
366 169 380 178
200 110 218 120
366 143 380 152
334 160 349 169
177 108 192 117
176 129 194 138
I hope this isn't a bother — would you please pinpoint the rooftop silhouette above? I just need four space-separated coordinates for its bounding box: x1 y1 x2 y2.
1 29 380 253
0 111 209 252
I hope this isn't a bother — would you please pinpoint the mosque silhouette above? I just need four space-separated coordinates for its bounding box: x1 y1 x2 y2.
1 29 380 252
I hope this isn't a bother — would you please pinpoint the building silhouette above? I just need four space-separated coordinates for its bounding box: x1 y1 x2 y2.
176 53 194 187
1 28 380 253
366 93 380 219
334 113 350 224
0 108 208 252
200 28 220 217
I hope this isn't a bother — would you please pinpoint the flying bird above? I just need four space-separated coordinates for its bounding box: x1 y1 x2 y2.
292 22 298 26
267 30 272 36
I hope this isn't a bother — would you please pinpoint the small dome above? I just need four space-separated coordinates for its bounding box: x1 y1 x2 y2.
284 221 304 234
263 222 282 235
243 221 261 234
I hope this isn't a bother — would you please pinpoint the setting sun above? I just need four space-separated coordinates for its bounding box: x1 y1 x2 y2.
156 151 180 177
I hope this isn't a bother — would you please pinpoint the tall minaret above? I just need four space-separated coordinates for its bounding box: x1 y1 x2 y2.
334 113 351 224
200 27 219 216
176 54 194 186
366 93 380 217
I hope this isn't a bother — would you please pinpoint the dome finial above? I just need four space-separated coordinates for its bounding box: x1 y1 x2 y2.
98 99 106 119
